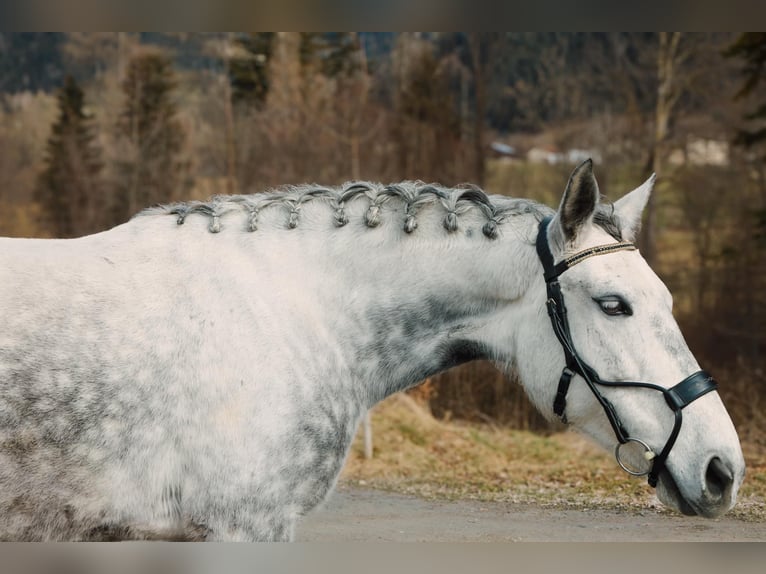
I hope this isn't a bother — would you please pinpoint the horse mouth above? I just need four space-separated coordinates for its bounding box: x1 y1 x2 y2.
657 469 699 516
656 459 736 519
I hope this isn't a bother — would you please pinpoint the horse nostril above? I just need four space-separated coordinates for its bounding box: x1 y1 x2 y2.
705 457 734 500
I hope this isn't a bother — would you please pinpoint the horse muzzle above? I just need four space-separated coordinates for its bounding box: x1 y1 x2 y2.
657 454 743 518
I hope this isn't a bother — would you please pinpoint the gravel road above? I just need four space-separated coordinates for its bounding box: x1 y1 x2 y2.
296 485 766 542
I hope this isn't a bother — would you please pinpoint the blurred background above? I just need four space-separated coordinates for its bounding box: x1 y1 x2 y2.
0 32 763 440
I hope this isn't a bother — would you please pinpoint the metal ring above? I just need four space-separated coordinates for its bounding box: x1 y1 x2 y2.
615 438 655 476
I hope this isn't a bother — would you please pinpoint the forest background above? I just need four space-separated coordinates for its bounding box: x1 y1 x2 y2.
0 32 763 442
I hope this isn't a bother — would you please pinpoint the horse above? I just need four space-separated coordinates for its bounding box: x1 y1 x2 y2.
0 159 745 541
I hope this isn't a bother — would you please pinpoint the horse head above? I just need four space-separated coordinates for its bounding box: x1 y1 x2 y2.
516 160 745 518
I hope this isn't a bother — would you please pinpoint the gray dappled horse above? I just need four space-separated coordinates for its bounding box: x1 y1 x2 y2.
0 160 744 540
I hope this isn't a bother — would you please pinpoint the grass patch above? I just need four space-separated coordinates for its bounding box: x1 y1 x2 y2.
341 393 766 521
396 422 427 446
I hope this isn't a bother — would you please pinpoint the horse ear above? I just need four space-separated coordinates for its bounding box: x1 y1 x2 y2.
613 174 655 242
555 159 599 243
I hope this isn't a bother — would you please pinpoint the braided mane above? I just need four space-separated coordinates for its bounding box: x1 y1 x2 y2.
138 180 622 241
137 181 543 238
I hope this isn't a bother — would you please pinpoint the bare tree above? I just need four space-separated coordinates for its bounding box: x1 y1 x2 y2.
641 33 730 264
204 33 243 194
317 33 383 181
467 33 490 186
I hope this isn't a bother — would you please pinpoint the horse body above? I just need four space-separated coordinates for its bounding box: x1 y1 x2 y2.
0 190 532 540
0 165 745 540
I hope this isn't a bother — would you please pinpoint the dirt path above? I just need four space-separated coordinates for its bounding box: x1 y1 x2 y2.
296 485 766 542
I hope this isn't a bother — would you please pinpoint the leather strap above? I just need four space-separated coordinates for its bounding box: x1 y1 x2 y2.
536 216 556 278
536 216 635 282
553 367 574 419
665 371 718 410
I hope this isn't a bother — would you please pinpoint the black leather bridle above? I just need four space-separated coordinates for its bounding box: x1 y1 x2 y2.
536 216 718 487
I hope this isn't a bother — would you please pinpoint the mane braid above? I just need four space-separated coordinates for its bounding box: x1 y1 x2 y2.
137 181 551 239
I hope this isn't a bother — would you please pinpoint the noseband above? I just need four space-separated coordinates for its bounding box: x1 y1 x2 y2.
536 216 718 487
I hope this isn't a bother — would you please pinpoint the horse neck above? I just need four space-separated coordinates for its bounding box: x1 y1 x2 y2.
133 191 545 408
309 207 541 405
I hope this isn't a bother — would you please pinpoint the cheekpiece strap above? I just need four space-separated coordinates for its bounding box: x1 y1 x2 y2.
536 216 557 278
553 367 575 419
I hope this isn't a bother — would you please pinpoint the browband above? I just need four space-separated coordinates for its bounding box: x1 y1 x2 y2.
536 219 636 282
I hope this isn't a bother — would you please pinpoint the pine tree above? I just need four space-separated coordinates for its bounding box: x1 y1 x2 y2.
113 50 188 223
299 33 359 77
35 74 103 237
725 33 766 247
0 33 66 93
725 33 766 149
228 33 275 108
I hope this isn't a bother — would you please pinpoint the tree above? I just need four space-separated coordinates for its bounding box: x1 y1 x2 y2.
640 33 685 264
112 50 188 223
466 33 493 186
638 33 733 265
724 33 766 150
389 34 464 184
724 33 766 248
313 33 382 181
61 33 125 82
34 75 103 237
228 33 275 109
0 33 66 94
299 33 359 78
716 33 766 376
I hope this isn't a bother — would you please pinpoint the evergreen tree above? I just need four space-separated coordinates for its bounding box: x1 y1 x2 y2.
725 33 766 246
228 33 275 108
34 74 103 237
299 33 360 77
725 33 766 149
113 50 188 223
0 33 66 93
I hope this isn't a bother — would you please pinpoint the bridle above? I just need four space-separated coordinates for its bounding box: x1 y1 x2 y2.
536 216 718 487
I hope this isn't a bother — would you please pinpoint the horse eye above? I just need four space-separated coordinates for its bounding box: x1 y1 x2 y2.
595 297 632 316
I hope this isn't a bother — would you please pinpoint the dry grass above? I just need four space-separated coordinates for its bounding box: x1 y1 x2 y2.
341 393 766 521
